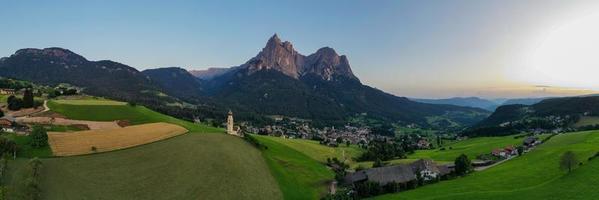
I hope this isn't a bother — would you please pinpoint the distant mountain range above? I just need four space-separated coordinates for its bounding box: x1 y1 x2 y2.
0 35 490 129
411 97 501 111
412 96 561 111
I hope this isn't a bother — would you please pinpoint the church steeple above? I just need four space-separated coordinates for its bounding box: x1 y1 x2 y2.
226 110 239 136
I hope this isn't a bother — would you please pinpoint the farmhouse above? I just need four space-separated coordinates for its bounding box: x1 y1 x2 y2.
523 136 540 147
492 145 518 159
344 159 452 186
411 159 446 181
344 164 417 186
0 116 15 128
416 139 431 149
0 116 15 133
0 88 15 95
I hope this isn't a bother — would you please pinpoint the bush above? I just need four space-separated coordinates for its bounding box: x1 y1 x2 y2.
243 134 267 150
22 88 34 108
7 95 23 111
30 126 48 148
454 154 473 176
355 181 382 198
0 137 17 158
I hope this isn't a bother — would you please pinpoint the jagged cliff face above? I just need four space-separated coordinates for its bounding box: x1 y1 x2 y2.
245 35 304 78
243 34 358 81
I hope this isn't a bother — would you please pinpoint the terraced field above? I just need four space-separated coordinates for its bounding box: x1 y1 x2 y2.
48 122 188 156
47 100 222 133
374 131 599 200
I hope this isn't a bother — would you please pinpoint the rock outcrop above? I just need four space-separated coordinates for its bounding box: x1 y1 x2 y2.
242 34 358 81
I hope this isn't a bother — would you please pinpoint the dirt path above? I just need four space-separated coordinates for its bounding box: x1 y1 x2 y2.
42 100 49 112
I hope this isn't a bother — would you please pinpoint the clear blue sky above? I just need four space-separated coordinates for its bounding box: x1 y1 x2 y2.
1 0 597 98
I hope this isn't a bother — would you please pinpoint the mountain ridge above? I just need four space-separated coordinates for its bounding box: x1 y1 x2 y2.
0 37 490 129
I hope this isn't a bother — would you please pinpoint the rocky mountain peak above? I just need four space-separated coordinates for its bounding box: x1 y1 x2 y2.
243 35 358 81
245 34 303 78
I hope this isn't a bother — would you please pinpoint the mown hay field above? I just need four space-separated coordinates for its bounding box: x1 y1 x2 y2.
3 134 282 199
48 122 187 156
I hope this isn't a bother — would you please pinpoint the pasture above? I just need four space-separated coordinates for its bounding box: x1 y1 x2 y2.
374 130 599 200
4 133 282 199
48 122 187 156
574 116 599 127
408 134 537 162
255 135 334 200
52 99 127 105
256 136 363 163
47 100 222 133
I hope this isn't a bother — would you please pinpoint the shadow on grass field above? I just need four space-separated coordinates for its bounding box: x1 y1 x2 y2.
255 135 334 200
4 133 282 199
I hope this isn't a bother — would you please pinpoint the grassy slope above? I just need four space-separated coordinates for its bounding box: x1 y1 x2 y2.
20 134 282 200
408 135 530 162
574 116 599 127
4 133 52 158
256 136 363 163
374 131 599 200
52 99 127 105
255 135 334 200
47 100 222 133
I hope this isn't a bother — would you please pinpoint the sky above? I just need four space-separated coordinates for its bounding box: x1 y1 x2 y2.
1 0 598 99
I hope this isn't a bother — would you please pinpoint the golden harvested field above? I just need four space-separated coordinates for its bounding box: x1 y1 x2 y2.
48 122 188 156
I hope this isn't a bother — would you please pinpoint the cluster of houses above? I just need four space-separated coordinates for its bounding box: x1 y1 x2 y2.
491 145 518 159
0 88 16 95
487 136 541 160
243 118 381 145
343 159 453 188
0 115 16 133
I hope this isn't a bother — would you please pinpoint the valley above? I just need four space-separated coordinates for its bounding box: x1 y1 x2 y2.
0 26 597 200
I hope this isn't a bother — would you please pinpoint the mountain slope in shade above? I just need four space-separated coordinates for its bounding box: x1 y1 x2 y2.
501 97 550 106
142 67 203 99
0 48 159 101
411 97 500 111
465 96 599 136
189 67 238 80
199 35 490 128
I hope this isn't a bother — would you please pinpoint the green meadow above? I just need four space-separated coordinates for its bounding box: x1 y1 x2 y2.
374 130 599 200
254 135 334 200
408 134 540 162
257 136 363 163
574 116 599 127
4 134 282 199
47 100 222 133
